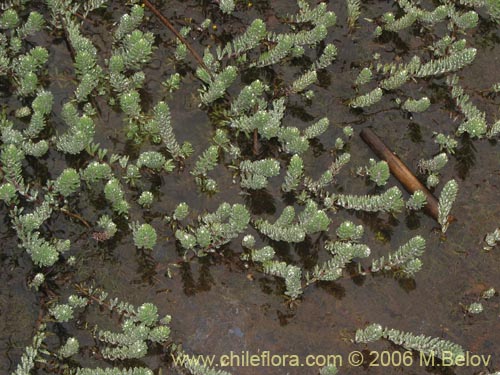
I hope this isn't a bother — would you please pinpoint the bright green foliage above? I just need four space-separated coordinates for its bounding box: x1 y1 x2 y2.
279 126 310 154
292 1 337 27
250 246 275 263
12 46 48 96
406 190 427 210
418 153 448 175
121 30 154 69
313 43 337 70
282 154 304 192
176 203 250 253
11 196 72 267
219 0 235 15
96 215 117 240
380 69 409 90
162 72 181 92
299 200 330 234
350 88 383 108
447 75 487 137
311 241 371 282
120 90 142 120
241 234 256 249
434 133 458 154
27 235 63 267
240 159 280 189
1 144 24 185
65 18 102 102
81 162 112 184
256 34 294 67
484 0 500 22
371 236 426 277
124 164 141 186
467 302 483 314
438 179 458 233
355 67 372 86
59 288 171 363
152 101 184 159
355 324 464 362
482 287 496 299
426 174 440 189
415 48 476 77
335 186 404 214
0 183 17 204
58 337 79 358
132 223 157 250
56 103 95 155
173 202 189 220
174 43 187 61
402 97 431 112
25 90 53 138
367 159 390 186
336 221 364 241
12 324 46 375
200 65 238 105
304 153 351 194
484 228 500 251
3 1 497 370
50 303 75 322
138 191 153 208
233 98 285 139
115 5 144 41
347 0 361 28
291 70 317 94
290 24 328 46
255 202 329 243
304 117 329 139
18 11 44 38
231 80 268 114
263 261 303 299
54 168 80 197
1 9 19 29
104 178 129 215
136 303 159 326
191 146 219 176
175 230 197 250
218 18 267 60
355 323 384 343
29 273 45 291
452 10 478 29
136 151 169 172
383 11 418 32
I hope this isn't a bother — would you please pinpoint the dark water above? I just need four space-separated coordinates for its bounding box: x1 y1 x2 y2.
1 1 500 374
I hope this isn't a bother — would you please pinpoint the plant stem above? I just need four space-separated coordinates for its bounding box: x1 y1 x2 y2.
360 128 448 222
142 0 212 77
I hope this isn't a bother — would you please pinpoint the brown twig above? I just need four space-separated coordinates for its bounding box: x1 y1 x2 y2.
59 207 91 228
360 128 448 222
142 0 212 77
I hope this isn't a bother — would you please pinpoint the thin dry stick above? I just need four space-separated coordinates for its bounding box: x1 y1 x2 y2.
142 0 212 76
360 128 445 222
59 207 91 228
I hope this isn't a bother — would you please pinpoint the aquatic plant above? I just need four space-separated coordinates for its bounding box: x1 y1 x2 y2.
2 0 498 372
437 179 458 233
355 323 465 362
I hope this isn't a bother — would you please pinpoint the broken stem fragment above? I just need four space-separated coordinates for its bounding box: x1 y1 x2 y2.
360 128 443 222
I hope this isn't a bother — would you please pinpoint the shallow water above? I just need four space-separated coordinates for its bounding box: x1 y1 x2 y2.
1 1 500 374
